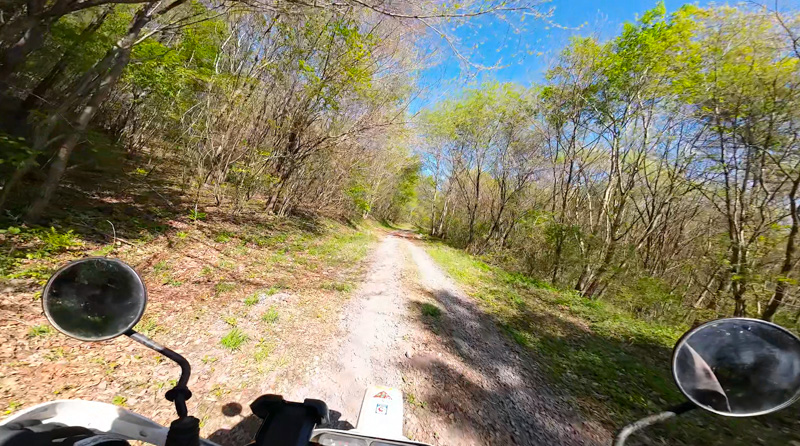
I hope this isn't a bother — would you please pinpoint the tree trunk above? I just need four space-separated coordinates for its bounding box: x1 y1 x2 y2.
552 229 564 284
25 1 163 222
762 178 799 321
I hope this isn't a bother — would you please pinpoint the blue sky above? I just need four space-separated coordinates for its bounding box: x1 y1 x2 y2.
411 0 709 112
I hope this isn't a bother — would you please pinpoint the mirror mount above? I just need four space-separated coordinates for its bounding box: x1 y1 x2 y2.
613 401 696 446
125 329 193 418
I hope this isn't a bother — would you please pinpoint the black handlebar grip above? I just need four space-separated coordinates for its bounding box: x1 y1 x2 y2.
165 416 200 446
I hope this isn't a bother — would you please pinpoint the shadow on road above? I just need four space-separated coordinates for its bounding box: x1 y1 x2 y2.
405 248 800 446
209 405 353 446
407 286 604 446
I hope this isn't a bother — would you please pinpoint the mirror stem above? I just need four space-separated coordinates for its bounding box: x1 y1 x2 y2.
126 329 192 418
613 401 696 446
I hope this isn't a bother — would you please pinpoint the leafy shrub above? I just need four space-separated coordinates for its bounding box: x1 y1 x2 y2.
30 227 80 257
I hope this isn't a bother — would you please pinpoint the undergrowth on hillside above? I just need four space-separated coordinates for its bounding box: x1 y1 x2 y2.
424 242 799 445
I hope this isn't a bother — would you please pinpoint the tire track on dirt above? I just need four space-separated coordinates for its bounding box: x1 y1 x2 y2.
401 238 605 446
286 235 411 427
287 233 604 445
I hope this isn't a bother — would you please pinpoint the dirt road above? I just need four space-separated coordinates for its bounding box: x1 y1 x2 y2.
1 231 604 446
284 234 605 445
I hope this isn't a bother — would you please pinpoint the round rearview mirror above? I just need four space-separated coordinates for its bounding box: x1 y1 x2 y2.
42 258 146 341
672 318 800 417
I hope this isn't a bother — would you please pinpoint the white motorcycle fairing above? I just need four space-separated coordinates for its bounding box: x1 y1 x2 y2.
0 391 430 446
0 399 213 446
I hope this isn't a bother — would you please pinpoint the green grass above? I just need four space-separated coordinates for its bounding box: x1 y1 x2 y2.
261 307 279 324
321 281 353 292
153 260 170 274
423 241 798 446
28 325 53 337
215 281 236 294
214 231 233 243
420 303 442 318
0 226 82 278
244 293 259 306
111 396 127 407
264 286 282 295
221 328 248 351
44 347 67 361
223 316 237 326
89 244 115 256
253 339 275 362
135 317 162 336
307 223 378 266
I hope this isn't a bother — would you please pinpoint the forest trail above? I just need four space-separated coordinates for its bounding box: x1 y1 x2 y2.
285 233 605 446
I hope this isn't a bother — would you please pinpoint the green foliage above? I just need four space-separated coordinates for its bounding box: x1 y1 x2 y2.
346 183 371 216
0 133 34 168
261 307 279 324
215 282 236 294
244 293 259 306
28 325 53 337
253 339 274 362
111 396 127 407
420 303 442 318
406 392 427 409
89 244 115 256
424 240 800 444
153 260 170 274
321 281 352 292
1 227 81 276
6 264 54 281
308 225 377 266
135 317 162 337
214 231 233 243
220 328 248 350
188 209 207 221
